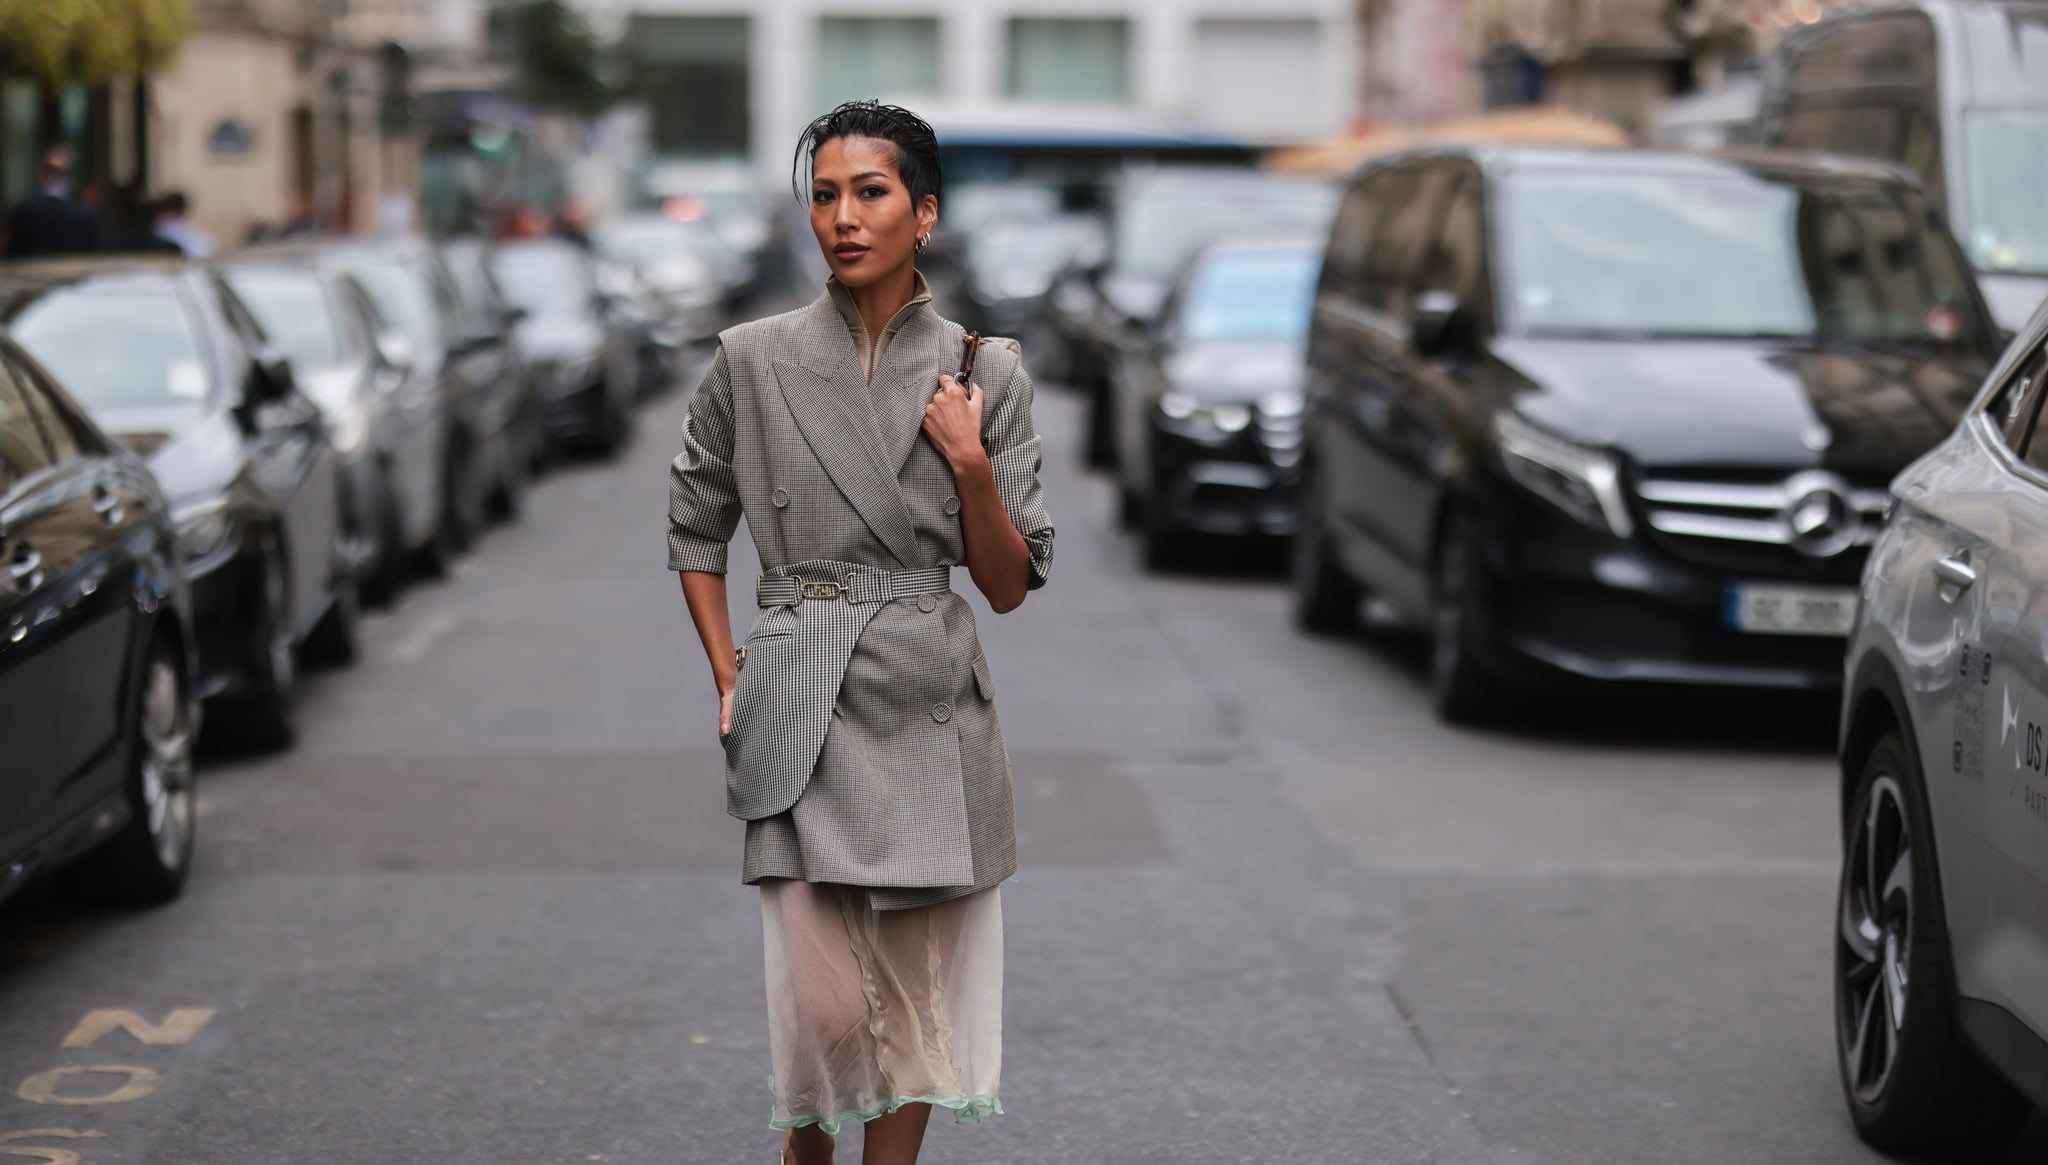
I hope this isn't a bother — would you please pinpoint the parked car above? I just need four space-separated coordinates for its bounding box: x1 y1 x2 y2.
218 254 432 602
438 236 546 477
588 213 723 344
1758 0 2048 333
1834 297 2048 1154
1 257 354 747
0 333 200 905
327 237 525 560
1070 168 1337 467
958 213 1107 378
1114 235 1321 566
1293 146 1999 721
644 160 775 302
487 238 639 456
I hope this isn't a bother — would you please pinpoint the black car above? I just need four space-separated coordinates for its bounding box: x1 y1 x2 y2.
327 237 526 559
487 238 639 456
1294 146 2000 721
0 257 350 748
219 254 436 602
1117 235 1321 566
1070 168 1337 468
0 335 200 905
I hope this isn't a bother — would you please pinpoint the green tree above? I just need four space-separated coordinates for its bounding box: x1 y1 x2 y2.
0 0 190 85
503 0 614 116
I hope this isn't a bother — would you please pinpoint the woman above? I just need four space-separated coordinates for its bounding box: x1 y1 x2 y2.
666 101 1054 1165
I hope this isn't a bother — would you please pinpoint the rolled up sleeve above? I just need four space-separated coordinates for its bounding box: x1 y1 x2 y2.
667 347 742 574
985 362 1055 590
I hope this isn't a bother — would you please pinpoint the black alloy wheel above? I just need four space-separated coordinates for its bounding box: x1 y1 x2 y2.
65 638 197 904
443 434 486 553
488 434 525 522
1291 475 1362 634
1429 510 1504 724
1834 730 2030 1154
221 537 296 751
302 529 360 669
360 475 406 605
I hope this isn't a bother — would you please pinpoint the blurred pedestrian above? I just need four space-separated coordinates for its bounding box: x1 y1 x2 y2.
667 100 1053 1165
152 192 215 258
4 145 103 259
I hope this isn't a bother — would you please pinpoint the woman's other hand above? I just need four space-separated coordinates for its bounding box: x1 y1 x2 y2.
922 375 986 471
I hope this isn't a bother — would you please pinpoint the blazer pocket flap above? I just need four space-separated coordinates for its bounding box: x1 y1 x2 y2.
971 652 996 701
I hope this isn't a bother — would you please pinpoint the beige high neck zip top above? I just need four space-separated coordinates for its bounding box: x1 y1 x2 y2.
826 270 933 383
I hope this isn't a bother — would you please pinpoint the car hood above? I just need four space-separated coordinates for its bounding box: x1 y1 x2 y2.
1163 337 1308 400
1978 273 2048 336
1491 336 1989 476
102 407 240 508
1100 272 1168 325
516 314 604 360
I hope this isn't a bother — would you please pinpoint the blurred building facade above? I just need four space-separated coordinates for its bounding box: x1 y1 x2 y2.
148 0 498 244
586 0 1360 188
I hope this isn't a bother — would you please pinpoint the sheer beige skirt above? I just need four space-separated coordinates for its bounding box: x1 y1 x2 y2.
759 879 1003 1134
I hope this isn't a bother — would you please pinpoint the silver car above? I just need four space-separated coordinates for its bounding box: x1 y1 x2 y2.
1838 298 2048 1153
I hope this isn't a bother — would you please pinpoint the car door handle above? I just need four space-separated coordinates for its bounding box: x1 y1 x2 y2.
1932 551 1977 598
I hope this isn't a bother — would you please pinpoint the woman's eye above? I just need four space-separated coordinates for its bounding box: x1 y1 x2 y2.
811 190 833 204
859 185 886 199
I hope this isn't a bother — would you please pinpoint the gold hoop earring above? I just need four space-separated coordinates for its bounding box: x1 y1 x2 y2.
915 234 930 254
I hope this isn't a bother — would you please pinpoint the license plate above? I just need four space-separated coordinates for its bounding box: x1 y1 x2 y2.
1724 585 1858 637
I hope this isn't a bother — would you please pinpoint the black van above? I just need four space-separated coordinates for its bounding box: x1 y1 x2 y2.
1294 145 1999 722
1758 0 2048 333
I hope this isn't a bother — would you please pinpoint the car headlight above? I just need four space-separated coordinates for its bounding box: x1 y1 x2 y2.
172 499 235 562
1258 390 1303 419
1156 391 1253 436
1494 413 1632 537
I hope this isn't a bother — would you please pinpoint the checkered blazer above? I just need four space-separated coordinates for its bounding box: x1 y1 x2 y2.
667 288 1053 903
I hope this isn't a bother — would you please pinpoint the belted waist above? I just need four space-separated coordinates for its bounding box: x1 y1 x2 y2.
754 563 952 608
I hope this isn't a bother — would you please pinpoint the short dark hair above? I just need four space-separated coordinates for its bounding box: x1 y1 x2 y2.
790 100 941 208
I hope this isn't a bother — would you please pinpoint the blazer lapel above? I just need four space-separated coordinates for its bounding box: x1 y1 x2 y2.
872 308 959 476
772 296 923 567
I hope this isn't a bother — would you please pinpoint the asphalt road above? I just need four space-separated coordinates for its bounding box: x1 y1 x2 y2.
3 349 2043 1164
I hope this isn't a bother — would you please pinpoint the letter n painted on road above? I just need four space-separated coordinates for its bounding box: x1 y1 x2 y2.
60 1009 214 1049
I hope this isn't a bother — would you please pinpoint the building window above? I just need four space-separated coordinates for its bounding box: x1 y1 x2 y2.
1005 18 1131 103
626 15 751 156
816 17 942 113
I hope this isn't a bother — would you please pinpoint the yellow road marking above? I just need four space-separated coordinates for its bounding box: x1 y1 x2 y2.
15 1067 161 1107
60 1009 215 1050
0 1128 107 1164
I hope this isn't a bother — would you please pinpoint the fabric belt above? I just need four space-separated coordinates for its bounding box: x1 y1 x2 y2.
754 564 952 608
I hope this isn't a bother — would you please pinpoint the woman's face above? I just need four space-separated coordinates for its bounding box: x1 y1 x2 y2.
809 135 938 290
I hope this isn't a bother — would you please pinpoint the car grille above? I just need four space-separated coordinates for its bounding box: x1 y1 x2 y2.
1633 470 1889 578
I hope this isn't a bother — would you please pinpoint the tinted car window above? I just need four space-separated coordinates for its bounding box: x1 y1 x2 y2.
0 358 55 491
1113 179 1338 282
1416 171 1489 324
1322 173 1395 303
1361 167 1454 318
1777 103 1903 157
7 280 214 423
224 269 345 372
1178 249 1321 341
1499 167 1985 346
339 254 446 350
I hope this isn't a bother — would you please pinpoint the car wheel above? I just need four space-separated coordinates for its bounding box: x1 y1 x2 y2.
443 438 484 553
1292 483 1361 634
1430 510 1504 724
1084 384 1117 470
64 638 197 905
1140 498 1188 571
489 437 524 523
1835 730 2031 1155
220 539 296 751
360 479 406 605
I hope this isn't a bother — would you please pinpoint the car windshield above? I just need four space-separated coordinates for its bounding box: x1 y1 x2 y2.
224 270 344 372
968 218 1105 279
7 281 213 419
1500 169 1986 346
593 220 711 266
491 247 593 317
1961 109 2048 277
440 247 494 313
1114 180 1337 281
1179 249 1321 341
337 254 444 349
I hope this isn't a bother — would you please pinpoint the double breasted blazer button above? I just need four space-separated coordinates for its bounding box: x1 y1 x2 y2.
917 592 937 612
930 701 952 723
771 488 789 508
942 495 961 515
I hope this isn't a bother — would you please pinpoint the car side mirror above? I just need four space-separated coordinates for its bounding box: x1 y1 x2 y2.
1410 289 1474 359
375 332 416 374
247 346 297 405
